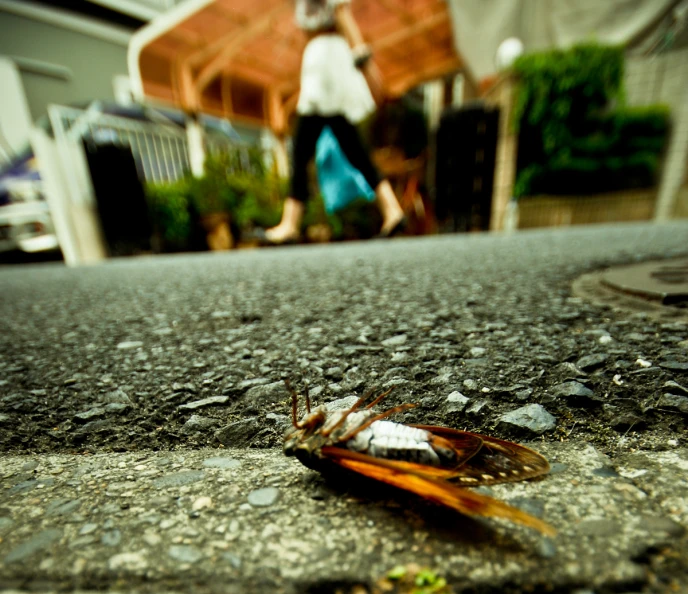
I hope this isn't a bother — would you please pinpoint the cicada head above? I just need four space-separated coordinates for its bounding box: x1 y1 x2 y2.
283 407 328 457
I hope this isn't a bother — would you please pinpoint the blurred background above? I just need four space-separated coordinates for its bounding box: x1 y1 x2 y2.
0 0 686 265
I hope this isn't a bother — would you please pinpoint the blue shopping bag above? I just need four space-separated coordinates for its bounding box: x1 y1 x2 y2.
315 126 376 214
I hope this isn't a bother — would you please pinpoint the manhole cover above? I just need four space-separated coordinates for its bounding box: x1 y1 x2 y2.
572 257 688 320
600 258 688 306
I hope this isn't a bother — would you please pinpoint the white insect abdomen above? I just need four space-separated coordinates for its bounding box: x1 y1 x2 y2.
345 420 441 466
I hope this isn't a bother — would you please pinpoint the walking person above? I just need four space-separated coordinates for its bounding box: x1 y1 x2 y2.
263 0 407 244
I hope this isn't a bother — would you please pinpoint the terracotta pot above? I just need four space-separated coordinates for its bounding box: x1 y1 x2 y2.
200 212 233 251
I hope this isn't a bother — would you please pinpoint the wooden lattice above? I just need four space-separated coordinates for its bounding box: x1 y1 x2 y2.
135 0 461 132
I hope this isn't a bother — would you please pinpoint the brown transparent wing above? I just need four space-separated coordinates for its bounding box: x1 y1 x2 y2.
411 425 551 486
321 446 555 536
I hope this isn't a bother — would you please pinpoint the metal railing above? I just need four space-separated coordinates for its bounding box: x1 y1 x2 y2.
47 104 252 184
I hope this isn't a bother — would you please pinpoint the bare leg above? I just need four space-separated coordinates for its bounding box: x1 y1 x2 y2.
375 180 406 235
265 197 304 243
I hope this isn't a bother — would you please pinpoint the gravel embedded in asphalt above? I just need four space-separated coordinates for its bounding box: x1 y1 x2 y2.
1 222 688 592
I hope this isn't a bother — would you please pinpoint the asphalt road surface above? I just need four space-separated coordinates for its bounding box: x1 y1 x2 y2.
1 221 687 593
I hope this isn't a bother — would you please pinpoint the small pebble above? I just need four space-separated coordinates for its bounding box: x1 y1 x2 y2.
463 379 478 390
325 396 360 411
143 533 161 546
664 380 688 395
445 391 469 413
660 361 688 371
178 396 229 411
168 545 204 564
498 404 556 434
247 487 280 507
577 353 608 371
465 399 488 416
192 496 213 511
108 552 148 571
537 537 557 559
101 530 122 547
4 529 62 564
117 341 144 350
222 552 242 569
203 457 241 470
382 334 407 347
79 523 98 536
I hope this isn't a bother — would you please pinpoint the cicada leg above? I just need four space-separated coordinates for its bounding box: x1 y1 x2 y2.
365 386 395 409
320 385 379 437
285 380 305 428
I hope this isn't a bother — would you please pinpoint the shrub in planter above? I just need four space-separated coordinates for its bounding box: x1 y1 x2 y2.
186 155 240 217
145 180 192 252
231 172 284 234
512 43 670 198
145 145 387 248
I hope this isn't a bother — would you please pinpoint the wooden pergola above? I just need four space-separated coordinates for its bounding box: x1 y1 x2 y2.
128 0 462 136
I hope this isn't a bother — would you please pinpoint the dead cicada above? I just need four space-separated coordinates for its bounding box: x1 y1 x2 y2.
283 382 555 535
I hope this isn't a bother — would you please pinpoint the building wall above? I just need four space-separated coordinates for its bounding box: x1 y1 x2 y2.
0 7 263 151
625 48 688 219
0 58 33 157
625 49 688 108
0 11 130 122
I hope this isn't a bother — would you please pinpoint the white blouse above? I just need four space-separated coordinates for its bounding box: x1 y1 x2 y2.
295 0 375 124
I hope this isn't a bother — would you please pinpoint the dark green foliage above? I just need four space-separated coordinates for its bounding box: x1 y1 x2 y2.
231 173 283 231
144 147 282 251
145 180 192 251
512 43 669 197
187 149 270 216
513 43 625 134
145 139 390 249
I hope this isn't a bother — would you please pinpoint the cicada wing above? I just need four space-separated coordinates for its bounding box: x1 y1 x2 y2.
327 454 466 481
426 430 484 473
412 425 550 486
321 446 555 536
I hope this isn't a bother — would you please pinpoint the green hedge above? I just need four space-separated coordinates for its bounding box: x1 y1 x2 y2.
512 43 670 197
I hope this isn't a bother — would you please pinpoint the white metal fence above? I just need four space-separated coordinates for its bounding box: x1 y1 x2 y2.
33 103 260 265
47 104 254 184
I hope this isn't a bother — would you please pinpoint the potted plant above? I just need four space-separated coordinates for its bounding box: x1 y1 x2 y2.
145 179 192 252
187 154 240 250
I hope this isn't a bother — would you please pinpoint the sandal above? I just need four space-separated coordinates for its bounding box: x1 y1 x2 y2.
252 228 300 246
375 216 408 239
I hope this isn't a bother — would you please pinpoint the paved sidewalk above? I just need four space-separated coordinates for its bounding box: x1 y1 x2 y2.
1 444 686 593
1 222 688 593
